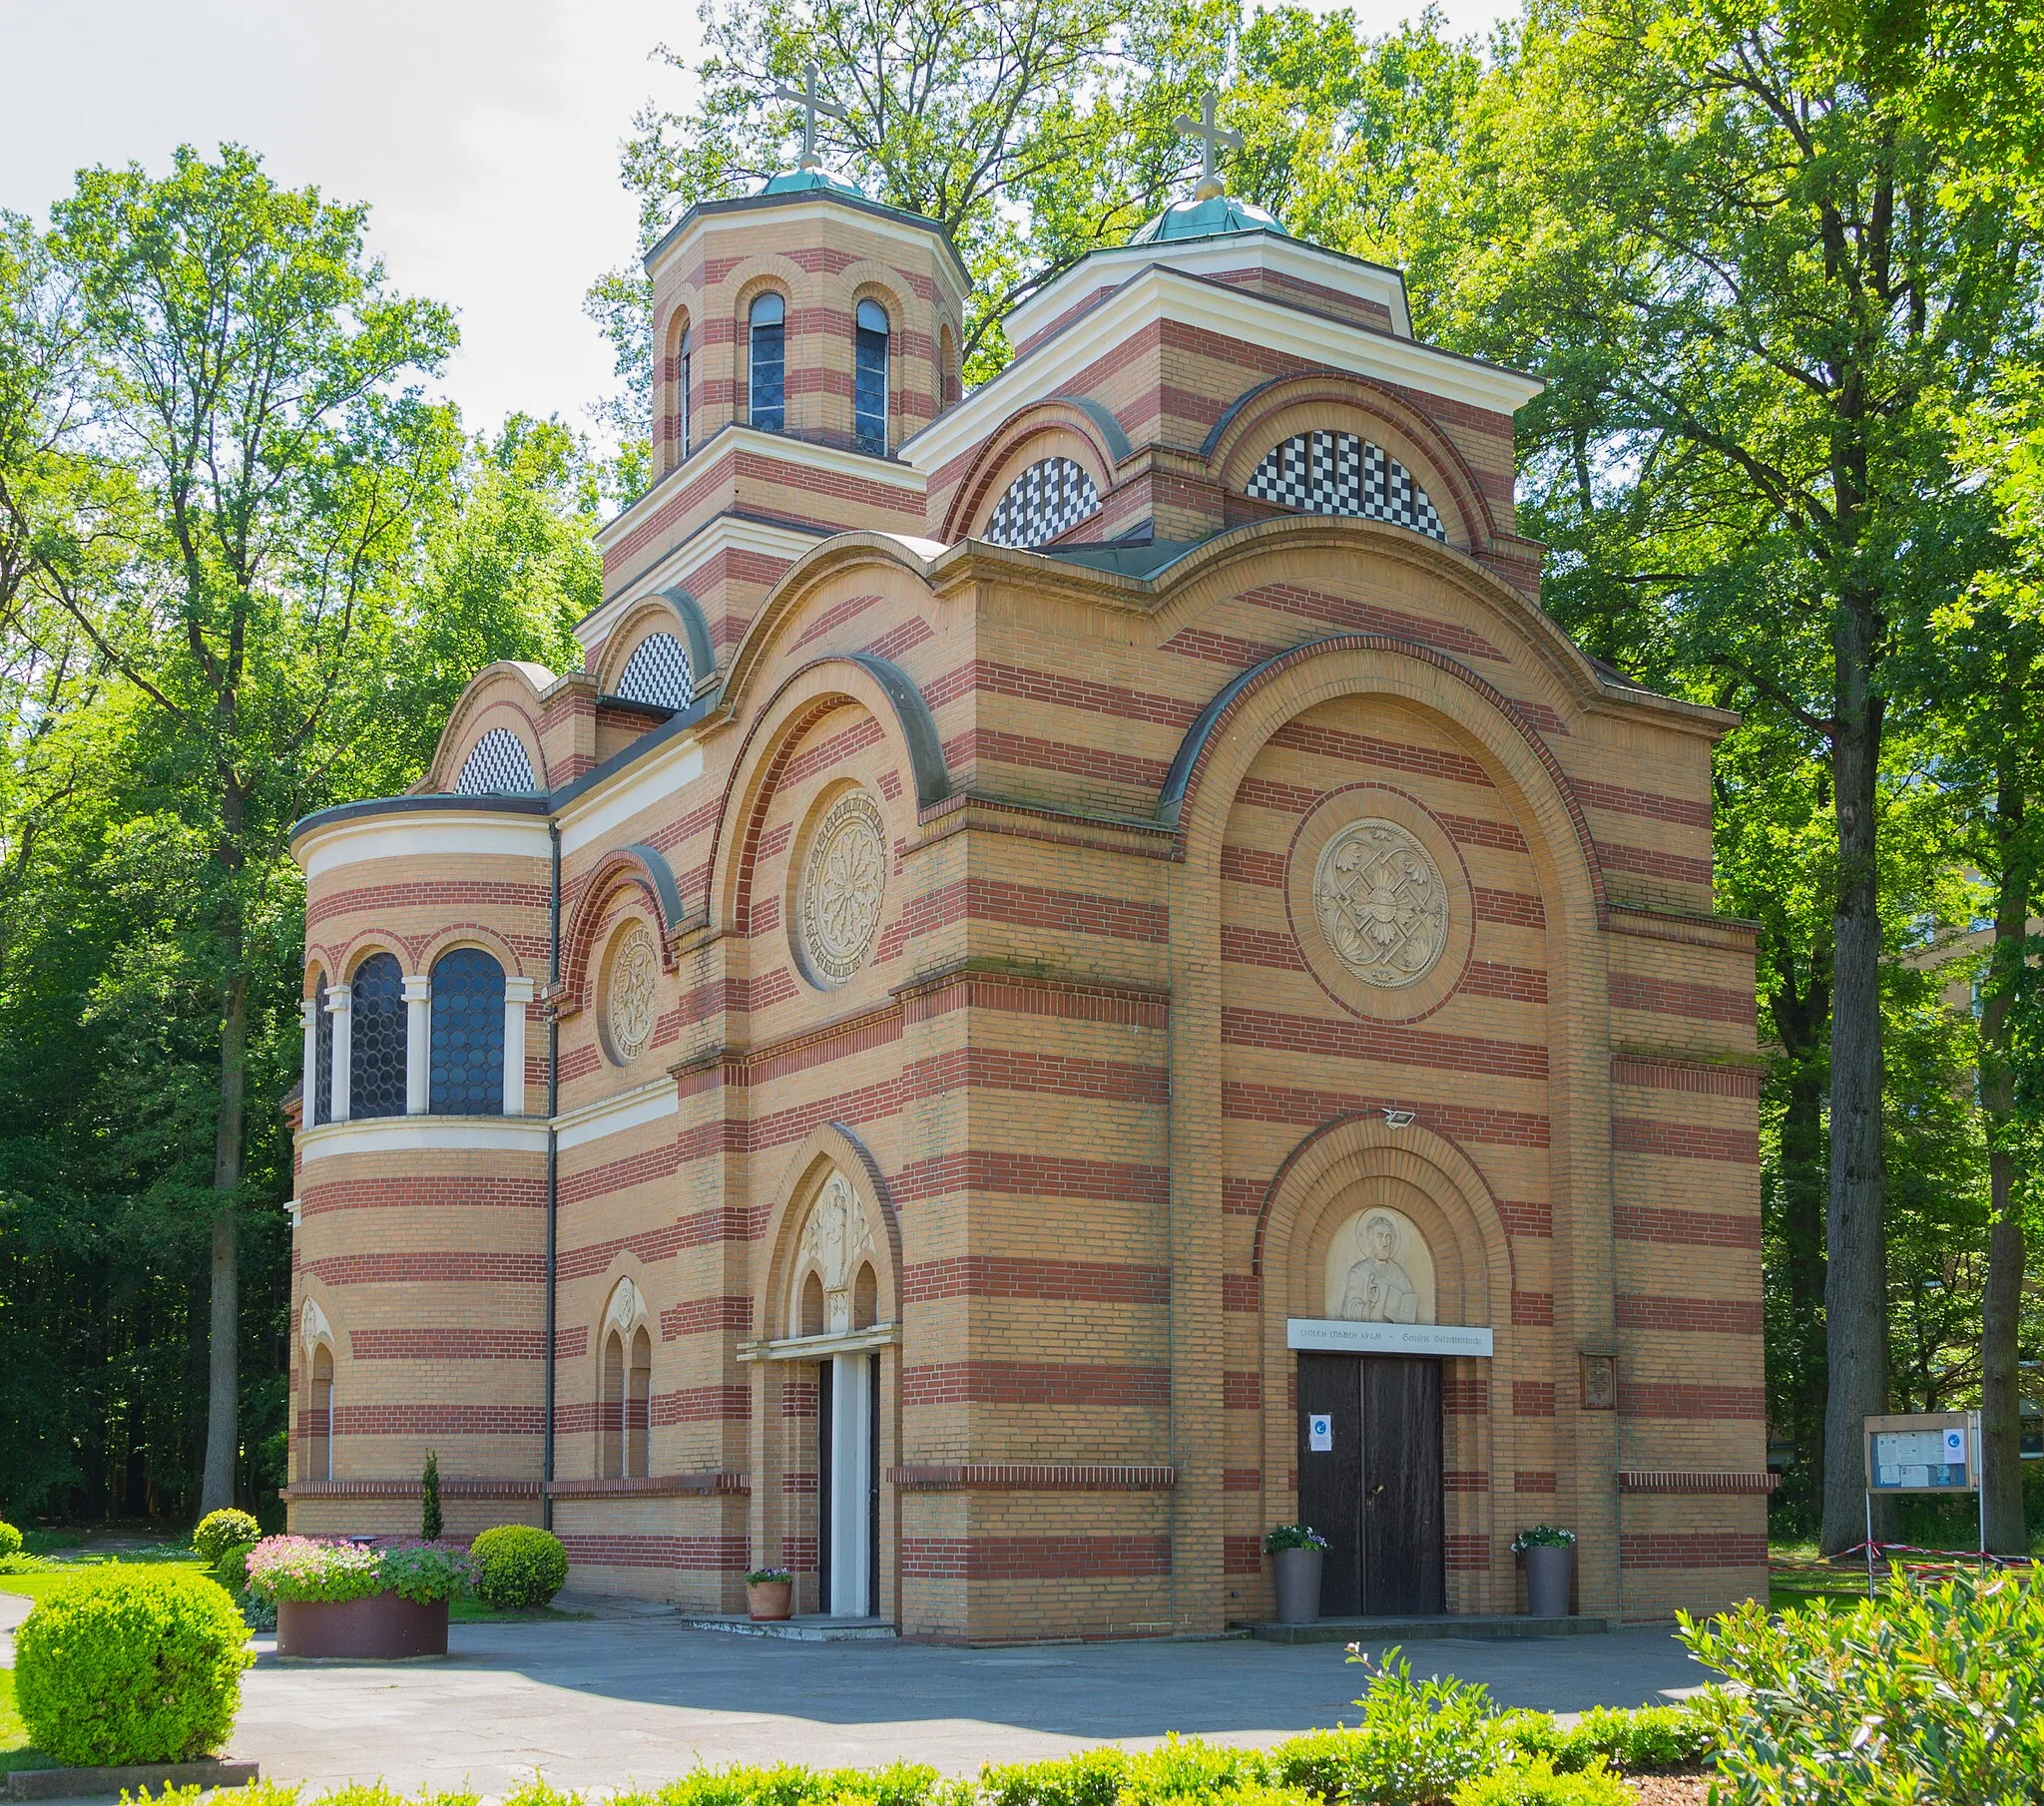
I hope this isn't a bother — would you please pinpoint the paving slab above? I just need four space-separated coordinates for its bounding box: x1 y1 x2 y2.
216 1615 1713 1799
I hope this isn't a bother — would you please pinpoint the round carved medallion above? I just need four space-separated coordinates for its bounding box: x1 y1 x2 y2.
606 926 659 1060
1311 818 1450 988
799 790 887 985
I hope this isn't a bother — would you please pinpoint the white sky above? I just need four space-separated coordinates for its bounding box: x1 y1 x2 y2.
0 0 1519 442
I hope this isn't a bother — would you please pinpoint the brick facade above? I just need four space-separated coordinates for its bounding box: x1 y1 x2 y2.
284 175 1767 1636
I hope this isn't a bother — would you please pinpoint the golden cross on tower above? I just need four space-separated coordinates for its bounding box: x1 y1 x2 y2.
1173 90 1241 203
770 60 849 172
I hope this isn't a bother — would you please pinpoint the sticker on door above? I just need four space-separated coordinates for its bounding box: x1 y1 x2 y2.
1307 1412 1333 1452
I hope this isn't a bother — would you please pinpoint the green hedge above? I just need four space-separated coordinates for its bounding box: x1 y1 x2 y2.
0 1521 22 1561
13 1565 252 1766
471 1525 568 1610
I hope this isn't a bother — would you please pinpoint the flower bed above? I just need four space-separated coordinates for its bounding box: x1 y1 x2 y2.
245 1538 474 1659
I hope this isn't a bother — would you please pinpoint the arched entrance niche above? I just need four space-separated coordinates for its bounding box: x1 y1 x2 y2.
1257 1116 1513 1614
747 1126 901 1622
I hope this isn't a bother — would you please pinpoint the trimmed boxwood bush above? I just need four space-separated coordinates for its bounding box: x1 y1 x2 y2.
0 1519 22 1560
194 1509 262 1567
213 1539 259 1597
14 1564 253 1766
471 1525 568 1610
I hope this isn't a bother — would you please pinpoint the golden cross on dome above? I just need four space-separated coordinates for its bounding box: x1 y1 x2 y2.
770 61 849 172
1173 90 1241 203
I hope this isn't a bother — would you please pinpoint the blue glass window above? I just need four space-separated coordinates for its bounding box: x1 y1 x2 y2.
313 977 333 1126
854 299 888 454
430 947 505 1116
349 953 408 1120
750 292 785 431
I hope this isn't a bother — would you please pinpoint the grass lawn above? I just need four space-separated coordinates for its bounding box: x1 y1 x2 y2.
0 1667 50 1777
449 1596 589 1621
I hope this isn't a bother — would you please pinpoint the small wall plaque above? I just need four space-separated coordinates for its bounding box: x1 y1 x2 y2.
1580 1353 1617 1411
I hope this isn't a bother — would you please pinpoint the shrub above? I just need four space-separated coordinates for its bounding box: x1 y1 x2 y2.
1266 1652 1501 1806
1120 1737 1272 1803
14 1564 253 1765
420 1450 443 1542
0 1520 21 1559
213 1539 259 1596
376 1542 475 1603
1681 1564 2044 1803
472 1525 569 1610
981 1745 1128 1806
1265 1525 1329 1554
1566 1704 1711 1773
1451 1756 1629 1806
194 1509 262 1567
244 1536 473 1604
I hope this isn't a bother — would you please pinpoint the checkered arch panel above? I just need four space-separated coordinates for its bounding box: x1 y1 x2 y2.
455 727 539 796
1243 431 1446 542
614 632 694 709
983 457 1101 550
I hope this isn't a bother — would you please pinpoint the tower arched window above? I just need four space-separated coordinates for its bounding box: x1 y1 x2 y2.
853 299 889 453
312 974 333 1126
307 1343 334 1481
675 318 693 462
749 292 785 432
348 953 407 1119
600 1327 653 1479
430 947 505 1116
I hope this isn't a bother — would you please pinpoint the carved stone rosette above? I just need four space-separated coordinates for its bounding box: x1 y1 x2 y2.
799 789 887 985
1311 817 1450 988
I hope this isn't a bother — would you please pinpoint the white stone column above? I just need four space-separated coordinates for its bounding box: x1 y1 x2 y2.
828 1352 872 1616
300 998 319 1123
403 976 431 1115
325 983 353 1124
503 976 536 1117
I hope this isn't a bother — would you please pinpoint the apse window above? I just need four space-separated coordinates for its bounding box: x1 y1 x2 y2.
750 292 785 432
853 299 889 453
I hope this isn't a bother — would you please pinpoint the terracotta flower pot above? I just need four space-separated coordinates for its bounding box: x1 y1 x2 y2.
746 1578 793 1621
1272 1547 1323 1624
1524 1544 1574 1617
276 1591 450 1657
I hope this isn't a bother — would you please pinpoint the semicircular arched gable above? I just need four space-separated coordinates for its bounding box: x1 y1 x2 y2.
705 653 948 935
428 664 555 793
753 1123 904 1339
1205 373 1498 556
558 843 686 1011
940 396 1128 544
595 588 718 704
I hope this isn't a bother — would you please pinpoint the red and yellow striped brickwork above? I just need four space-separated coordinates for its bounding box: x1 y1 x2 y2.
284 173 1766 1636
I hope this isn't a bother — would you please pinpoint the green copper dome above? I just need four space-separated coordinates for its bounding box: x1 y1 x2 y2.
760 168 865 198
1129 193 1289 244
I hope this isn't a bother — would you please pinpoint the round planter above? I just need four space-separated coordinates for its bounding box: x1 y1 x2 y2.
1272 1546 1323 1624
276 1591 450 1658
1523 1544 1575 1617
746 1579 793 1621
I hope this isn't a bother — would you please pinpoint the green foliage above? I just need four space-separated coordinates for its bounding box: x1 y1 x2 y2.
981 1745 1128 1806
1264 1525 1327 1553
194 1509 262 1567
420 1451 442 1542
212 1539 258 1597
1260 1652 1500 1806
472 1525 568 1610
1448 1757 1628 1806
1681 1565 2044 1801
0 1521 20 1559
1494 1705 1712 1776
13 1563 252 1765
1507 1527 1573 1552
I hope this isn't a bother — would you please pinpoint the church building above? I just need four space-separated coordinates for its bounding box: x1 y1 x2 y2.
283 107 1769 1638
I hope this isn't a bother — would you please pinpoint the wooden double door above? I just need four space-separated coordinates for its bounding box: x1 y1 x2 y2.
1296 1353 1445 1616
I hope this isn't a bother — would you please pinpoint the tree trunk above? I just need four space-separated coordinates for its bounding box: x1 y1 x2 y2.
1978 748 2028 1556
1778 1047 1828 1501
1820 602 1887 1556
199 963 250 1514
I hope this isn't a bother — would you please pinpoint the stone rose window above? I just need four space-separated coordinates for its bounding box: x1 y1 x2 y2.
798 789 887 986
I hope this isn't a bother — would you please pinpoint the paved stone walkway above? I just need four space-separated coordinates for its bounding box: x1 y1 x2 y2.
0 1594 1713 1800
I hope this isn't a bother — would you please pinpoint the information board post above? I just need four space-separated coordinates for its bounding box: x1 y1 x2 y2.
1862 1410 1983 1599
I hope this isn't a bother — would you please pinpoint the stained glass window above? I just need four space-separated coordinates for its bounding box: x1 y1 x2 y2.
430 947 505 1116
750 292 785 432
313 976 333 1126
349 952 408 1119
854 299 888 454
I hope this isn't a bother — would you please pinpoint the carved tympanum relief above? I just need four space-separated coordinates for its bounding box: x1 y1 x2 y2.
792 1170 878 1336
605 926 659 1061
1311 818 1449 988
1323 1205 1437 1324
800 789 887 985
